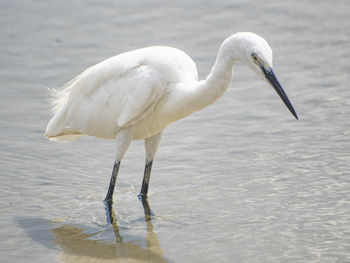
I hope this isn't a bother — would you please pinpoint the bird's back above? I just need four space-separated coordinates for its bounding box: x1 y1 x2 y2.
45 46 198 142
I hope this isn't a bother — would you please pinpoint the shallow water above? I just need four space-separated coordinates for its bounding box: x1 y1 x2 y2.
1 0 349 262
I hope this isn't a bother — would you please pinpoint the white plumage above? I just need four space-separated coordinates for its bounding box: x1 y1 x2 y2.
45 32 298 201
45 46 198 142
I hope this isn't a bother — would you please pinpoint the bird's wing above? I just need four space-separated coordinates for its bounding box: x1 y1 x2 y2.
116 64 166 127
48 60 167 139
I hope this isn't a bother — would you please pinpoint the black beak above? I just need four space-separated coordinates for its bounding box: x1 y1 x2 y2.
261 65 298 120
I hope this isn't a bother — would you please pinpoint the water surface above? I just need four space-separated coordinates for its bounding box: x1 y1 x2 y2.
0 0 349 262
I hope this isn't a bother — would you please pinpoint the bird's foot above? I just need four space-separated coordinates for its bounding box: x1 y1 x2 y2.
137 194 154 219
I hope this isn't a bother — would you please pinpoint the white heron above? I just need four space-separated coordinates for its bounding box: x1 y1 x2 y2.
45 32 298 202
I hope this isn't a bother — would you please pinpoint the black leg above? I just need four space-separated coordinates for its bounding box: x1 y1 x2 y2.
138 160 153 200
104 161 120 202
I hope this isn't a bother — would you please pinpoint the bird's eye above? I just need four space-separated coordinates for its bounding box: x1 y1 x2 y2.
251 53 258 62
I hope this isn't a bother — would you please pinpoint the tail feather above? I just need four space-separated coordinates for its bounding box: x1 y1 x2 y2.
46 133 84 142
45 77 83 142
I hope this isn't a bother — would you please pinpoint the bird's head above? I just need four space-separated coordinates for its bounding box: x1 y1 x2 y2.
229 32 298 120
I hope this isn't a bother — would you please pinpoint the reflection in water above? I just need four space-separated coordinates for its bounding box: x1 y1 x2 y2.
51 200 168 263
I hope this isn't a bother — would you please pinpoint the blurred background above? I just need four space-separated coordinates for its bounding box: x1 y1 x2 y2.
0 0 349 262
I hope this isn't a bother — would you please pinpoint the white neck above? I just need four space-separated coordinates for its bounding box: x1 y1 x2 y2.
187 37 239 113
